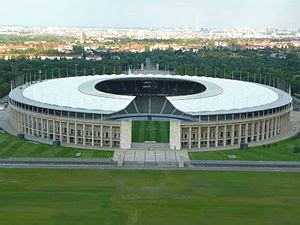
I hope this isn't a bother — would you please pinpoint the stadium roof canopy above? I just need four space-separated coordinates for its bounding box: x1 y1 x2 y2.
10 74 292 116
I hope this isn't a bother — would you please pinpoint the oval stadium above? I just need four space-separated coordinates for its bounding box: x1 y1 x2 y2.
9 74 292 151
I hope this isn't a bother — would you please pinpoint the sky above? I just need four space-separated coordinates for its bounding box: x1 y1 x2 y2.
0 0 299 29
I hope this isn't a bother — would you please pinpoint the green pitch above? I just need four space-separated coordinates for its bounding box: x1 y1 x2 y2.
132 120 170 143
1 169 300 225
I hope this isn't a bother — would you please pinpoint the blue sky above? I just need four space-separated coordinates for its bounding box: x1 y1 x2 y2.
0 0 299 28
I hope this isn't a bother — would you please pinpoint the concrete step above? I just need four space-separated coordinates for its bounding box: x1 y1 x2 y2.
131 142 170 150
113 149 190 166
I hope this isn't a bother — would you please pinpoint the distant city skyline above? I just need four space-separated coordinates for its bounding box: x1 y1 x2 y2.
0 0 299 29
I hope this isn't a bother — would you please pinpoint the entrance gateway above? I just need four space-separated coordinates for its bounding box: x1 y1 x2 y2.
119 120 181 150
117 119 186 165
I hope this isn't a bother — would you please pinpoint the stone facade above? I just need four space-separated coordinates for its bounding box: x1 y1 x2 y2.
10 104 122 148
10 102 292 151
180 110 291 149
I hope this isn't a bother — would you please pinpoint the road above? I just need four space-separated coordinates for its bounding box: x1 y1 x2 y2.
1 158 300 172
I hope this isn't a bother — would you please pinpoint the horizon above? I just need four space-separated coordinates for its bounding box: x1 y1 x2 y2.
0 25 299 30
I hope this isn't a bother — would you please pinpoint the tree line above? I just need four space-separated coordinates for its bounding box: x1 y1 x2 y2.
0 48 299 98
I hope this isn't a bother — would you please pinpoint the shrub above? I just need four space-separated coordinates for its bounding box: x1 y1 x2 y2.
293 147 300 153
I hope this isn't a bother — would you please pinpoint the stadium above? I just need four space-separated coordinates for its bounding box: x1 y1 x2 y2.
9 73 292 151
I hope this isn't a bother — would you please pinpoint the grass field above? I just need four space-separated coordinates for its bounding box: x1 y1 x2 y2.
189 135 300 161
132 121 170 143
0 132 113 158
0 169 300 225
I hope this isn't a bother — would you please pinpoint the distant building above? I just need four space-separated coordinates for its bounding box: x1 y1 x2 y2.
85 55 102 61
0 54 36 60
38 54 83 60
57 45 73 53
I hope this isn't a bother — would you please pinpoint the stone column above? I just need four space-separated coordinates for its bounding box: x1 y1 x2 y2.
91 124 94 146
52 120 56 140
285 114 289 132
285 113 290 132
67 122 70 143
279 116 283 134
206 126 210 148
100 125 103 147
223 125 227 147
15 110 18 130
23 113 26 132
22 113 25 132
261 120 266 141
15 111 18 131
23 113 26 133
231 125 234 146
21 113 23 131
282 115 286 133
109 125 113 148
41 118 44 138
59 121 63 142
256 121 260 142
198 126 201 149
17 112 20 132
31 116 34 136
83 124 86 145
37 117 40 136
274 117 278 137
75 122 78 144
245 123 249 144
251 123 255 142
188 127 192 149
266 120 270 139
120 120 132 149
21 113 24 132
238 124 242 145
20 113 24 132
27 114 30 135
17 111 21 131
46 119 50 139
36 117 39 136
215 126 219 148
169 120 181 150
271 119 274 138
18 112 21 132
32 116 35 135
24 114 27 133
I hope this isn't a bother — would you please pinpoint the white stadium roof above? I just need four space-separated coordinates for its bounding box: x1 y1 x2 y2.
10 74 292 115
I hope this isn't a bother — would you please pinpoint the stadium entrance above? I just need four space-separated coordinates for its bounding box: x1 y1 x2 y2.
131 121 170 143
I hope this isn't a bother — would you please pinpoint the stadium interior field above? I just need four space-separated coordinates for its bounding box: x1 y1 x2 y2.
132 121 170 143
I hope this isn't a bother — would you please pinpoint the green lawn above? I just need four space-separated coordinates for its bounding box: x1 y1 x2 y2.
189 135 300 161
0 169 300 225
132 121 170 143
0 132 113 158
